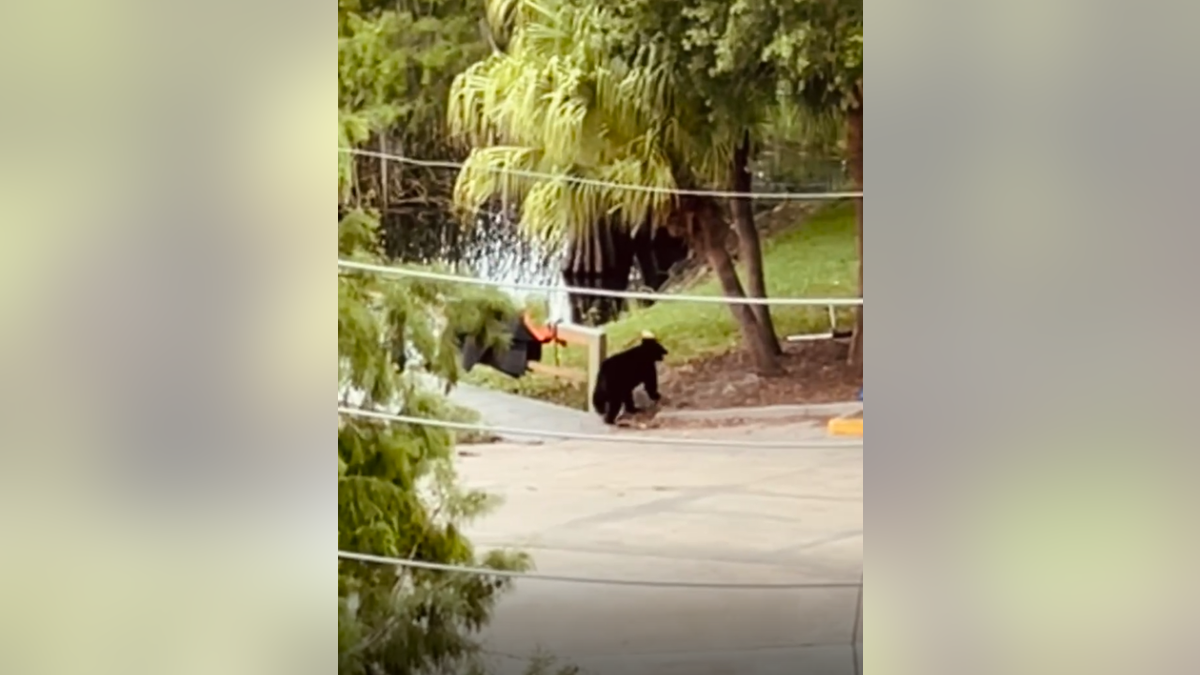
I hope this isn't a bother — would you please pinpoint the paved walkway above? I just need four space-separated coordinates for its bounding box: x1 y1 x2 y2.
454 420 863 675
449 383 613 442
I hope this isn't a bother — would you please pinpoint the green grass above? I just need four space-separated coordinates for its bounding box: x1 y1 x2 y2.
464 203 859 408
464 368 589 410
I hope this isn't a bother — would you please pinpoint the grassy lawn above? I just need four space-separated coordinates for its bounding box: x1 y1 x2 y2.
463 203 859 408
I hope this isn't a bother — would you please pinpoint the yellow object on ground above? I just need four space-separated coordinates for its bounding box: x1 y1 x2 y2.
829 416 863 438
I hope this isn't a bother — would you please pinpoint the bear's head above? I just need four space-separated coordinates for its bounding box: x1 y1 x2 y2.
640 331 669 362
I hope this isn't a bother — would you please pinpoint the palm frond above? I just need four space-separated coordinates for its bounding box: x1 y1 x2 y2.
450 0 762 243
452 146 544 213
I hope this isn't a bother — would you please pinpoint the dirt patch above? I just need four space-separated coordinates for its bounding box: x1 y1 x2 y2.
658 339 862 411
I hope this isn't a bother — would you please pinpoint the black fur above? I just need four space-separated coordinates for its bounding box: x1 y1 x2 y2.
591 337 669 425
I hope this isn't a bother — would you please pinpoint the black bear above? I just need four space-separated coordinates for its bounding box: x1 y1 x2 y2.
592 331 669 425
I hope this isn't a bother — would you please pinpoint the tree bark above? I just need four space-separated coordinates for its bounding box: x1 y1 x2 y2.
695 203 784 376
731 131 783 356
847 88 864 369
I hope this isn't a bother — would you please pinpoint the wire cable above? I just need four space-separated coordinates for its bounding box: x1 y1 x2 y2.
338 406 863 450
338 260 863 308
340 147 863 201
339 550 861 591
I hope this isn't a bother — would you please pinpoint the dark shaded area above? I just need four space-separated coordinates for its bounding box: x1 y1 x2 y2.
457 315 552 379
561 219 691 326
380 209 557 285
338 206 691 326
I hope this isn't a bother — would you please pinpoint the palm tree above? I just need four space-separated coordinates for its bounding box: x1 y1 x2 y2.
448 0 786 374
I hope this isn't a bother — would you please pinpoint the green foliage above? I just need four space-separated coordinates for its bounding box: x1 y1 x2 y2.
338 202 530 674
707 0 863 110
449 0 730 247
339 6 537 673
447 0 862 245
338 0 488 145
339 0 492 217
757 99 848 192
448 0 680 244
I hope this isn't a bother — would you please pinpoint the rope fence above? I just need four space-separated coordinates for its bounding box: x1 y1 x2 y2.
339 550 861 591
338 407 863 450
339 147 864 201
338 260 862 308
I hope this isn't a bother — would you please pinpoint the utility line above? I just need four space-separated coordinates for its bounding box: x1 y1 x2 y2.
340 147 863 201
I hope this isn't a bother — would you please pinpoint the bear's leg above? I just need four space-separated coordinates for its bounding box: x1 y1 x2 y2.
644 368 662 402
602 398 621 425
622 391 641 416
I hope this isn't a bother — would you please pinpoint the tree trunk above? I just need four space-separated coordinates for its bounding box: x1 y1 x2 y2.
731 131 783 356
696 204 784 376
847 90 864 369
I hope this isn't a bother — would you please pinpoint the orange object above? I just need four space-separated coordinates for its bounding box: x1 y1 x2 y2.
521 314 567 346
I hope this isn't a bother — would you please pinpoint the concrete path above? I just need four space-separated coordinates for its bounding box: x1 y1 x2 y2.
450 383 613 443
454 419 863 675
659 401 863 423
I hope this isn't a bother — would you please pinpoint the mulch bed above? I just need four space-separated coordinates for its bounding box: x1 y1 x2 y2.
605 339 861 431
659 339 862 411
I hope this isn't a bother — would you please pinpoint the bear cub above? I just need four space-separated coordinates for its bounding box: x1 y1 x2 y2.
592 331 669 425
